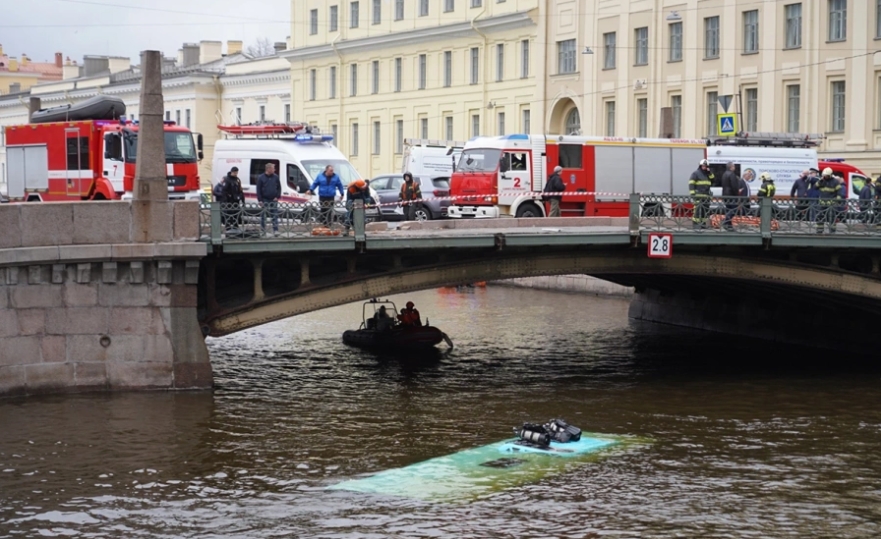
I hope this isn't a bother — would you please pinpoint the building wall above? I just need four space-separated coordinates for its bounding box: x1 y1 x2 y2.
285 0 539 177
540 0 881 176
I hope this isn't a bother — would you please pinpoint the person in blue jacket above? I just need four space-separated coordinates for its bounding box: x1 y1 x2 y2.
307 165 345 225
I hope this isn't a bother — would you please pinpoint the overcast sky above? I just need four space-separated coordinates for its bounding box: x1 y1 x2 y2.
4 0 291 64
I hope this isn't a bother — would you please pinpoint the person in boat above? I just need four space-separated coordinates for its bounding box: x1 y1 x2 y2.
373 305 394 331
399 301 422 327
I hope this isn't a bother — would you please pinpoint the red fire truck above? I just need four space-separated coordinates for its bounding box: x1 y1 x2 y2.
447 134 707 218
3 116 203 202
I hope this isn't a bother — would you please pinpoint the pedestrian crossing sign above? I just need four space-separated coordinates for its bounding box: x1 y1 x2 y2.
717 113 737 136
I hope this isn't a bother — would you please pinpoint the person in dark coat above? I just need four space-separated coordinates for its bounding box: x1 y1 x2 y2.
221 167 245 229
543 165 565 217
256 162 281 235
720 162 740 230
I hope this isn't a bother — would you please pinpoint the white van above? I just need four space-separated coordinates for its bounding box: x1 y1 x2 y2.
212 134 363 203
401 138 465 176
705 145 817 198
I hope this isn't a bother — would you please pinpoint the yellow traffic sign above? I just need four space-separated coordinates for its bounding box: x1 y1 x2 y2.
717 113 737 136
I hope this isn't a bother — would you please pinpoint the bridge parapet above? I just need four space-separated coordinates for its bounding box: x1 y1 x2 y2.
0 200 210 397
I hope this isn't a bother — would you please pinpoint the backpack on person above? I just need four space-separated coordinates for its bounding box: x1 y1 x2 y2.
212 181 225 202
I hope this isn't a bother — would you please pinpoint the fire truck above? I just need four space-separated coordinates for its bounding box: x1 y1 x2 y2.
447 134 707 218
3 100 203 202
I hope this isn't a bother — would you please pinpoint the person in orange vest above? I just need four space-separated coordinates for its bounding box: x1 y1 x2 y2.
398 172 422 221
400 301 422 326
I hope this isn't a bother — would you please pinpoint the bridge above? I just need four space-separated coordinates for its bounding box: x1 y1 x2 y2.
2 195 879 397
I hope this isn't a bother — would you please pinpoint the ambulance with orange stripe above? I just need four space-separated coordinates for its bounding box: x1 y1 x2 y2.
447 134 706 218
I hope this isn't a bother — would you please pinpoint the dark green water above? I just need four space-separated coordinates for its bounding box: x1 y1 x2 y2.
1 286 880 538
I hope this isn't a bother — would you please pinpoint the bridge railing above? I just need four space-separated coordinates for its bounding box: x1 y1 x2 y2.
199 200 368 243
631 195 881 237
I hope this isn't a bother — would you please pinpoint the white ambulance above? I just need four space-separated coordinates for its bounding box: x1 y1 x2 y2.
401 138 465 176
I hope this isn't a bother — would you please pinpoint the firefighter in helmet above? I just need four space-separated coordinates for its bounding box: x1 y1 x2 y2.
816 167 844 234
399 301 422 326
688 159 714 229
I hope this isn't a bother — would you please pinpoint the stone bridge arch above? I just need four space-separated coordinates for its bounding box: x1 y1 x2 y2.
200 250 881 352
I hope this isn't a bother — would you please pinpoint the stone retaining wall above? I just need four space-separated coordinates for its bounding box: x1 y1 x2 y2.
492 275 634 297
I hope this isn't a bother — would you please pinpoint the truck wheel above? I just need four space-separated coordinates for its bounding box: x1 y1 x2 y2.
515 203 542 218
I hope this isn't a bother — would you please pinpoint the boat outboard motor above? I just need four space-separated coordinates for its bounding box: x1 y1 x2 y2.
545 418 581 443
514 423 550 447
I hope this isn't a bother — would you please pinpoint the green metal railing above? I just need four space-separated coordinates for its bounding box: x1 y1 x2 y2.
629 194 881 238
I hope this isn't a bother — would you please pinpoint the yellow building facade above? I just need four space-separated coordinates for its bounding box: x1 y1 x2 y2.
538 0 881 175
283 0 539 176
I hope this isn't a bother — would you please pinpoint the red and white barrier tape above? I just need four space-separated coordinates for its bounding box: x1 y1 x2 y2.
377 190 631 207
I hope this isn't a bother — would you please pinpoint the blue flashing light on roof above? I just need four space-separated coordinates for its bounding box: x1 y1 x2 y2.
503 134 529 140
294 134 334 142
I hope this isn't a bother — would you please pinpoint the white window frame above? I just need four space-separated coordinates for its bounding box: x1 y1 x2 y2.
831 80 846 132
394 57 402 92
444 51 452 87
444 0 454 12
350 1 360 28
419 0 429 17
330 5 338 32
706 91 718 136
309 69 316 101
786 84 800 133
605 101 616 136
396 119 404 154
372 0 381 24
743 10 758 53
603 32 616 69
496 43 504 82
471 0 482 6
420 117 429 138
395 0 404 20
669 22 682 61
418 54 427 89
497 111 505 135
746 88 758 131
522 109 530 133
634 27 648 65
351 122 359 156
785 3 802 48
373 121 381 155
310 9 318 34
372 60 379 94
558 39 576 74
284 104 291 123
520 39 529 78
704 16 720 59
445 116 453 140
470 47 479 84
637 98 648 138
828 0 846 42
471 114 480 137
671 95 682 138
350 63 358 96
329 66 337 99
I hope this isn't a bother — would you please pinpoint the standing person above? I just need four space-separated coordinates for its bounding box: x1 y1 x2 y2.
816 167 843 234
688 159 714 230
791 169 812 221
344 178 370 234
720 162 740 231
806 167 821 223
543 165 565 217
398 172 422 221
221 167 245 230
308 165 345 226
256 162 281 236
859 176 875 225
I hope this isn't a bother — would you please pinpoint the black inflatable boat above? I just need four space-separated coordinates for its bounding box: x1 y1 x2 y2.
30 95 126 124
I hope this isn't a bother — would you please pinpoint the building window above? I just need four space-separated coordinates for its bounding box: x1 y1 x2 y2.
444 51 452 87
743 10 758 53
330 5 338 32
497 112 505 135
350 63 358 96
877 0 881 38
831 81 846 132
785 3 802 48
706 91 718 136
332 124 338 146
418 54 427 89
445 116 453 140
310 9 318 34
605 101 616 136
671 95 682 138
669 22 682 61
634 27 648 65
637 98 647 138
471 114 480 137
372 0 381 24
372 60 379 94
705 17 720 59
558 39 576 74
522 109 530 133
329 66 337 98
396 119 404 153
350 1 359 28
496 44 504 81
419 0 429 16
603 32 616 69
565 108 580 135
520 39 529 78
175 110 180 125
395 0 404 20
185 108 191 128
470 47 479 84
471 0 482 6
284 104 291 123
786 84 800 132
235 107 242 124
421 117 429 138
445 0 454 12
351 122 359 156
746 88 758 131
257 106 264 122
165 111 171 121
309 69 316 100
394 57 402 92
828 0 846 41
373 121 381 154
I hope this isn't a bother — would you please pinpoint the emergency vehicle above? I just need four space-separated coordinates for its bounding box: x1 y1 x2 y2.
3 118 203 202
212 123 363 203
706 132 872 199
402 138 465 176
447 134 706 218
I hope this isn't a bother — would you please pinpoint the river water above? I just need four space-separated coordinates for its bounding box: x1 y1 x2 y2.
1 286 880 538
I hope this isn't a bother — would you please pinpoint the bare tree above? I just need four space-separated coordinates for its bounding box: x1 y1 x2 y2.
245 38 275 58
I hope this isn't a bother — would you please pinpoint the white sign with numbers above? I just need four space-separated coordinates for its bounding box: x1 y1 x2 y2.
647 233 672 258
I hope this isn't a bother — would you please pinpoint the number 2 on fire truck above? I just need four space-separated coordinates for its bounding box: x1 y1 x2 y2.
647 233 672 258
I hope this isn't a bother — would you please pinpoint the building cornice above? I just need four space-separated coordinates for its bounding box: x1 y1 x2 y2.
280 11 536 62
220 70 290 87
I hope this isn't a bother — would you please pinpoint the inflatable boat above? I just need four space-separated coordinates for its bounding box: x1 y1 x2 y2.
30 95 126 124
342 299 452 351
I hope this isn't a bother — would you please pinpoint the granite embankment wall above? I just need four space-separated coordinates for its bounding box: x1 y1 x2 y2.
0 201 210 397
